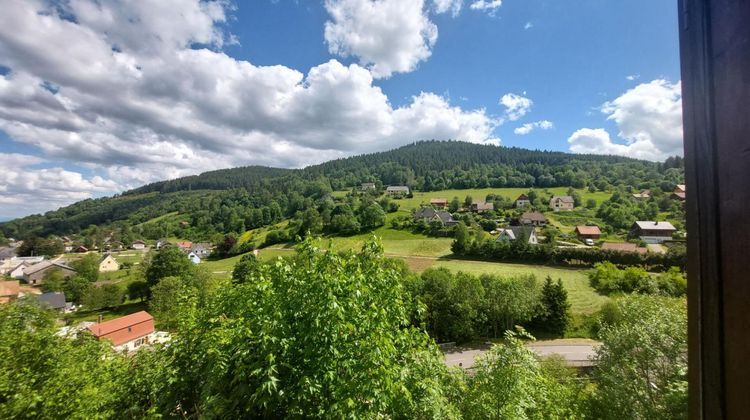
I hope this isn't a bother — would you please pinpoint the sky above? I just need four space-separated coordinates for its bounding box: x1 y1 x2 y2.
0 0 682 220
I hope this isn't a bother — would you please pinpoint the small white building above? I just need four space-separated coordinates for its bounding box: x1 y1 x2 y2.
515 194 531 208
98 254 120 272
549 196 575 211
187 252 201 264
496 226 539 245
385 186 410 197
630 221 677 244
131 240 147 250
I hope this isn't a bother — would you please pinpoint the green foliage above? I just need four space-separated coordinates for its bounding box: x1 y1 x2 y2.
63 275 91 305
82 284 124 310
41 269 65 293
533 277 571 337
16 237 64 257
588 262 686 297
590 296 687 419
141 237 459 417
126 280 150 302
148 276 188 331
145 246 193 286
70 253 100 282
0 300 131 418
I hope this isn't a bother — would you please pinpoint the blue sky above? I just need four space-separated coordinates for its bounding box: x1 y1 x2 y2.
0 0 682 219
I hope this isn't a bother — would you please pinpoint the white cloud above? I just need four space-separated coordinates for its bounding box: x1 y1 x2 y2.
0 153 118 218
324 0 438 78
0 0 499 217
433 0 463 16
524 22 533 30
514 120 553 135
500 93 533 121
626 74 640 81
568 79 683 161
470 0 503 14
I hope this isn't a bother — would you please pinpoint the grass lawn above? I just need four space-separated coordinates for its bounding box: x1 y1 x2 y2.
64 300 148 324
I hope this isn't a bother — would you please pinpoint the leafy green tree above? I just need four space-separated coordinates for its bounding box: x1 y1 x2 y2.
101 284 124 309
215 233 238 257
127 280 150 302
41 269 66 293
451 222 470 254
534 277 571 337
146 238 459 418
145 247 192 287
358 202 386 230
449 197 461 212
149 276 188 330
64 276 91 304
481 274 541 338
464 195 473 208
82 286 105 310
591 296 687 419
330 213 361 235
585 198 597 209
70 254 100 282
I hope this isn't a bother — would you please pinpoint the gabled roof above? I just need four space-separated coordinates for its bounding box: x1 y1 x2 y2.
516 194 529 201
99 254 117 264
575 225 601 236
633 221 677 231
675 184 686 192
386 185 410 192
520 212 548 222
37 292 66 309
430 198 448 204
473 201 494 210
0 247 16 260
23 261 76 275
498 226 536 242
601 242 648 254
87 311 154 345
131 240 146 245
0 281 20 297
175 241 193 249
550 195 574 203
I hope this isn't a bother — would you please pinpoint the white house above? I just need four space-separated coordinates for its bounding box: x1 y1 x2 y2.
131 240 147 250
98 254 120 272
496 226 539 245
8 262 31 279
187 252 201 264
549 196 575 211
630 221 677 244
515 194 531 208
385 186 410 197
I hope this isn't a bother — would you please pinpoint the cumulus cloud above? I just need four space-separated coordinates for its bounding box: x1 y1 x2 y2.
514 120 553 135
0 153 118 218
0 0 498 217
324 0 438 78
568 79 683 161
500 93 533 121
470 0 503 14
433 0 463 16
626 74 640 81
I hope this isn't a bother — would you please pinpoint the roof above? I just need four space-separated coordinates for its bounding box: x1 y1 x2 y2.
516 194 529 201
0 247 16 261
498 226 536 242
99 254 117 263
191 242 212 251
37 292 66 309
521 212 548 222
672 192 686 200
361 182 375 186
430 198 448 204
575 225 602 236
132 240 146 245
23 261 76 275
473 202 494 210
87 311 154 345
601 242 648 254
633 221 677 231
0 281 20 297
414 208 455 224
386 186 410 192
675 184 686 192
550 196 575 203
176 241 193 248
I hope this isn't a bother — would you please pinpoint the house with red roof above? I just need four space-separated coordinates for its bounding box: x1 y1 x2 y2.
87 311 156 352
575 225 602 240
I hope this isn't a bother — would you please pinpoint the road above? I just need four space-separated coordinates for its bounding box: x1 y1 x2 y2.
443 339 600 369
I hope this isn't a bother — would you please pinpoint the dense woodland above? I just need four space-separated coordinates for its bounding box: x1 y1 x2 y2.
0 141 684 240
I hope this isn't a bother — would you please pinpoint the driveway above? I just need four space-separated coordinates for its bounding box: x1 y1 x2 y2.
443 339 600 369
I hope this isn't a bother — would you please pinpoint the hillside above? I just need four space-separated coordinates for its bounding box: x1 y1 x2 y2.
0 141 683 239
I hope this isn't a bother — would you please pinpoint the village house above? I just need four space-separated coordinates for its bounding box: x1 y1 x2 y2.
601 242 648 254
630 221 677 244
73 245 89 253
131 240 147 250
155 240 169 250
87 311 156 352
414 207 457 227
23 261 76 286
190 243 213 258
430 198 448 208
632 190 651 200
175 241 193 253
470 201 494 213
575 225 602 240
8 262 32 279
0 247 16 263
0 281 20 304
36 292 70 311
0 256 44 275
515 194 531 208
549 196 575 211
385 186 410 197
671 184 686 201
496 226 539 245
360 182 376 191
187 252 202 264
519 211 548 226
98 254 120 272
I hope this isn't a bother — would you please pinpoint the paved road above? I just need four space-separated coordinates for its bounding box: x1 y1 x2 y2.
443 339 600 369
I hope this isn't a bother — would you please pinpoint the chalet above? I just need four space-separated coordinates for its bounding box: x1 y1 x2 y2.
385 186 410 197
496 226 538 245
470 201 494 212
671 184 686 201
37 292 69 311
549 196 575 211
73 245 89 253
87 311 156 352
414 208 457 226
430 198 448 208
0 281 20 304
187 252 202 264
190 243 212 258
630 221 677 244
515 194 531 208
176 241 193 253
23 261 76 286
131 240 147 250
575 225 602 240
98 254 120 272
519 212 548 226
601 242 648 254
632 190 651 200
361 182 376 191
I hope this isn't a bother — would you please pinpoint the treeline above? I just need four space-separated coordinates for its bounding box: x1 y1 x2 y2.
452 225 687 271
0 238 687 419
1 141 683 240
588 262 687 297
407 267 570 343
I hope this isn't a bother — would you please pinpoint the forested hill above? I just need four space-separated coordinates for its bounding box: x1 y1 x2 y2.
0 141 684 239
